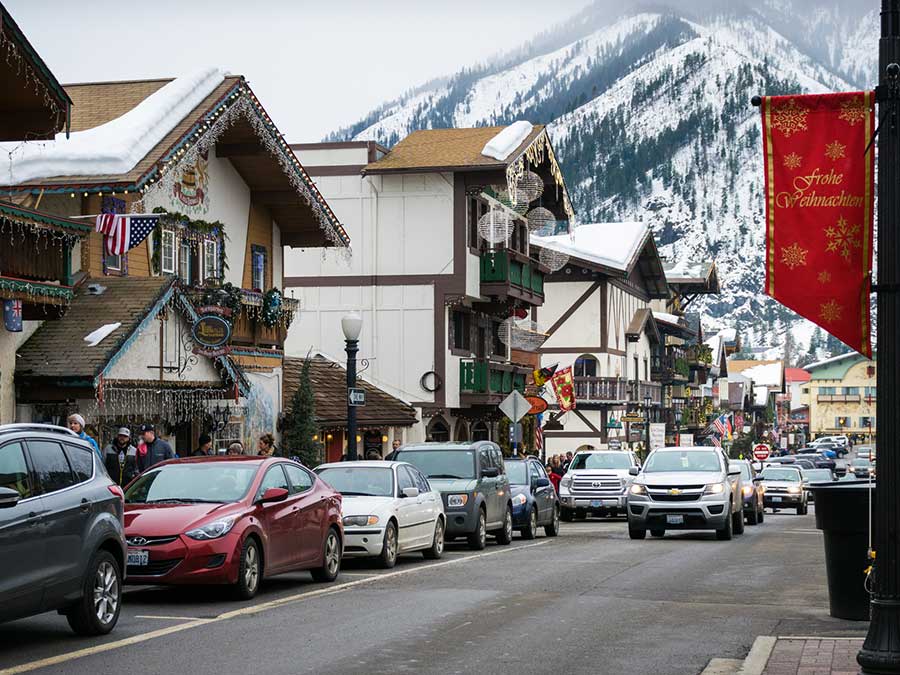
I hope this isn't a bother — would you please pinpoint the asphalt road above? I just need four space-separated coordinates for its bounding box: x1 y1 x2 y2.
0 507 867 675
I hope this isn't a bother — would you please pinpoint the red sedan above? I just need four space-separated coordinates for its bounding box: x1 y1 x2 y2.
123 456 342 599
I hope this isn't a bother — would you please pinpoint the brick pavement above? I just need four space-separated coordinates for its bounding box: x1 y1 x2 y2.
762 638 864 675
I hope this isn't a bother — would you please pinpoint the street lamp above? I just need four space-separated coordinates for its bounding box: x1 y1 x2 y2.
342 312 363 461
643 394 652 460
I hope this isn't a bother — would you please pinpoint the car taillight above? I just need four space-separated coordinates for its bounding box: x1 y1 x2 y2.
108 485 124 501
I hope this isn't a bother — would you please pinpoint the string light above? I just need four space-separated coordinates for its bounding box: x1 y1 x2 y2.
0 24 67 133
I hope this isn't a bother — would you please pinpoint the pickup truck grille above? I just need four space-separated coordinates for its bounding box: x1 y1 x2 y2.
647 485 705 502
570 477 623 495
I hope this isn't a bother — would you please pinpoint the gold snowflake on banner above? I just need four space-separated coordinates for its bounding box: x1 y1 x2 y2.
771 98 809 137
825 140 847 161
781 242 808 270
818 271 832 284
824 216 862 262
839 98 867 125
820 299 843 324
783 153 802 170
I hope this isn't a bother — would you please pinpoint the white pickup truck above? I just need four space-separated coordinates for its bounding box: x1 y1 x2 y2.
558 450 640 520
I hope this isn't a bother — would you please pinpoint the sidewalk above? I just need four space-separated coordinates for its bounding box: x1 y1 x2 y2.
703 636 865 675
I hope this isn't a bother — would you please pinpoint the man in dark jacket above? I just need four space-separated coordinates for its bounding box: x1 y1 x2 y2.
104 427 140 486
192 433 214 457
138 424 176 471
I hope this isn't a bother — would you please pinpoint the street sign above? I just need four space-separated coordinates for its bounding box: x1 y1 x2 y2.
348 388 366 407
753 444 770 461
499 390 530 423
608 438 622 451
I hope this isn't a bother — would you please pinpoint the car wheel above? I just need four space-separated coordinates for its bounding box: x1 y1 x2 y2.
650 529 665 538
467 509 487 550
716 506 734 541
233 537 262 600
733 508 745 535
522 507 538 540
746 506 758 526
560 506 574 522
494 506 513 545
66 549 121 636
423 518 445 560
544 506 560 537
311 528 342 583
797 502 808 516
628 526 646 540
378 521 398 569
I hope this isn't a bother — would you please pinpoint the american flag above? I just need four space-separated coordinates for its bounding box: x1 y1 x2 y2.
95 214 159 255
712 414 728 437
710 435 722 448
535 413 544 460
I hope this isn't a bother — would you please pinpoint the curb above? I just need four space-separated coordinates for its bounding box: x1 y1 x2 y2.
739 636 777 674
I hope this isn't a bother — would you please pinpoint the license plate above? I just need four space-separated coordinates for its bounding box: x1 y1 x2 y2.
591 500 602 508
127 549 149 567
666 514 684 525
771 496 782 503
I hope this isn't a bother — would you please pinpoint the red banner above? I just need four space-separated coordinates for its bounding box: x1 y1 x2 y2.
550 366 576 412
761 92 874 357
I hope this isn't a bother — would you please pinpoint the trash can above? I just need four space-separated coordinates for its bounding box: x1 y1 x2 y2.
809 480 874 621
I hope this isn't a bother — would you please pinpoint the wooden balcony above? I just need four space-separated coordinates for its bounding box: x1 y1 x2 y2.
480 249 545 305
817 394 862 403
459 358 529 405
185 286 299 350
572 378 662 405
651 352 690 383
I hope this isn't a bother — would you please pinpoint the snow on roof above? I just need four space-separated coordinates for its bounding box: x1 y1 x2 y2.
742 361 783 387
718 327 737 343
653 311 682 325
705 334 721 356
753 385 770 406
805 351 865 371
481 120 533 161
531 221 647 272
0 68 224 184
664 259 709 280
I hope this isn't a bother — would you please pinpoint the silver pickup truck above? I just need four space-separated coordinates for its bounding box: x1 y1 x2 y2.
558 450 640 520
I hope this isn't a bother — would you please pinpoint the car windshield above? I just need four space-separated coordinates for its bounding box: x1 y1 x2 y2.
738 463 753 480
759 468 801 482
643 450 721 473
569 453 633 471
505 462 528 485
125 463 258 504
397 449 475 479
316 467 394 497
803 469 833 482
852 459 871 467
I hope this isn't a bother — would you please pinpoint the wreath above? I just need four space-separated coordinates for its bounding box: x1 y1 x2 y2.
261 287 283 328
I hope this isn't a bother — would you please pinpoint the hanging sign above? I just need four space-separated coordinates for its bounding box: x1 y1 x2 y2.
348 388 366 407
192 312 232 357
549 367 576 412
525 395 548 415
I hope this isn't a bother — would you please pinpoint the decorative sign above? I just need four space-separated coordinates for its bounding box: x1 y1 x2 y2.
549 367 576 412
680 433 694 447
608 438 622 451
753 444 771 461
192 312 232 357
649 423 666 450
499 390 530 423
526 395 548 415
621 413 645 424
174 150 210 212
349 388 367 407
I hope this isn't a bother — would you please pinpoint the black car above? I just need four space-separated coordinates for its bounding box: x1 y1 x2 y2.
505 457 560 538
734 460 764 525
0 424 126 635
795 452 837 472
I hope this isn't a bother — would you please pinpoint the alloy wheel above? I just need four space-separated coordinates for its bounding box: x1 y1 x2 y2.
93 561 119 625
478 513 486 544
245 544 260 593
325 532 340 576
504 509 513 540
530 509 538 534
435 521 445 554
386 524 398 563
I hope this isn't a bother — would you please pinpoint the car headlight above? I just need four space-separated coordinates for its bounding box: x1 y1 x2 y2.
703 483 725 495
560 476 573 489
741 485 754 496
185 516 237 540
630 484 646 495
342 515 379 527
787 486 802 494
512 493 527 506
447 494 469 508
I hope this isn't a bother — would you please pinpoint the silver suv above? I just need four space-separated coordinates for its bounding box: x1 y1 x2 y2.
626 446 744 541
559 450 639 520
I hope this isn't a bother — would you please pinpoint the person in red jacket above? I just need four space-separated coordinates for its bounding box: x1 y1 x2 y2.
547 463 562 493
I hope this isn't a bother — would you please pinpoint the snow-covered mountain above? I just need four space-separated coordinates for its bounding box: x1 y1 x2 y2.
328 0 878 361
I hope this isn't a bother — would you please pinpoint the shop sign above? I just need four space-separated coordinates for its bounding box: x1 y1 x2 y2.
525 395 548 415
192 312 232 357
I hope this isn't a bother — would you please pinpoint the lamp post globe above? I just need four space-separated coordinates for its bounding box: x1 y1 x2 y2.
341 312 363 341
342 312 362 461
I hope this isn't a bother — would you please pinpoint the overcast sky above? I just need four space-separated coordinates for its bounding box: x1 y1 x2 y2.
8 0 592 141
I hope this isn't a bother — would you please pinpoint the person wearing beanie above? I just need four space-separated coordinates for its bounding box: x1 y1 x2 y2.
192 433 214 457
104 427 139 486
67 413 101 463
137 424 176 472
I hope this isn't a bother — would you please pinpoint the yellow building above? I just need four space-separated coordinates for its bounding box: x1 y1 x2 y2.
804 353 876 440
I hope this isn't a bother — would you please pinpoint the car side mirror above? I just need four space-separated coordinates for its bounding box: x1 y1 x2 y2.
257 487 289 504
0 487 20 508
535 477 550 488
401 487 420 498
482 466 500 478
628 467 640 476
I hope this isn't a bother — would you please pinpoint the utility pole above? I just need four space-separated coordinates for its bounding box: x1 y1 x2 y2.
858 1 900 671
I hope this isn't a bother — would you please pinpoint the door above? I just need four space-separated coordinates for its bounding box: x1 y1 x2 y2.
255 464 293 571
0 441 46 621
478 448 500 528
530 461 552 523
283 464 324 565
411 467 440 546
395 466 421 551
25 439 88 609
491 448 509 523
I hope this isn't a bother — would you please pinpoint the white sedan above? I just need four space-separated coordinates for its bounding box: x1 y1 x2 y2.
314 461 446 568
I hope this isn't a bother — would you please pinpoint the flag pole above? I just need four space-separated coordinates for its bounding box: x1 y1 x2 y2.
858 0 900 671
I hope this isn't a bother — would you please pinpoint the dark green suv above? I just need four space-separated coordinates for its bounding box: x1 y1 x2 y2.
394 442 513 550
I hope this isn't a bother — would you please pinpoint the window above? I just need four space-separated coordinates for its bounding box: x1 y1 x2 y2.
574 355 598 377
64 444 94 483
0 442 32 499
411 468 430 494
397 466 417 493
835 416 850 429
490 448 504 472
426 418 450 443
452 311 472 352
820 386 837 395
256 464 289 499
528 462 541 484
105 252 122 272
860 416 875 428
179 240 191 281
27 440 74 494
203 239 218 282
472 421 490 442
843 387 859 395
284 464 313 494
161 230 176 274
478 449 492 475
865 386 877 398
251 245 267 291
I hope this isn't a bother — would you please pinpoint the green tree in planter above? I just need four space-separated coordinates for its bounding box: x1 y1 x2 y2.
283 359 322 466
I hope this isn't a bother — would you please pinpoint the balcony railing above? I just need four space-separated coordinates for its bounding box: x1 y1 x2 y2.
480 249 544 304
573 378 662 405
185 286 299 350
817 394 862 403
686 344 713 367
459 358 528 399
651 353 690 382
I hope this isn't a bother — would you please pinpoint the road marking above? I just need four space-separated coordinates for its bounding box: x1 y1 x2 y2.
1 540 550 675
134 615 205 621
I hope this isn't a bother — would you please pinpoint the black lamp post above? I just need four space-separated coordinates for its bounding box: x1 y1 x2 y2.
342 312 362 462
859 1 900 669
644 394 652 459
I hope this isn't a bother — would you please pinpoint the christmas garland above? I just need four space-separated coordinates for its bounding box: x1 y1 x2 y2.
261 287 283 328
149 207 228 276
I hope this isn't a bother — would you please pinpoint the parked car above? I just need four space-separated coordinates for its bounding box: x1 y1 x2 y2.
734 460 764 525
810 436 849 456
794 452 837 472
626 446 743 541
0 424 126 635
504 457 560 538
856 446 876 462
558 449 640 520
393 442 513 550
849 457 875 479
314 461 445 567
801 468 836 502
124 456 343 599
756 465 808 514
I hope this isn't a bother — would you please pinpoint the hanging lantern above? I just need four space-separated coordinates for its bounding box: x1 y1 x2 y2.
495 187 529 214
516 170 544 203
498 316 550 351
539 245 569 272
526 206 556 232
477 209 514 244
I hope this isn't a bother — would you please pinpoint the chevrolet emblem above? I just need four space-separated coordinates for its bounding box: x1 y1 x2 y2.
668 488 681 495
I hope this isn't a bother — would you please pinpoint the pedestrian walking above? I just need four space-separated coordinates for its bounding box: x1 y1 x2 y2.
67 413 101 463
551 455 565 477
104 427 139 486
226 442 244 456
137 424 176 472
257 433 276 457
192 433 214 457
547 463 562 493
